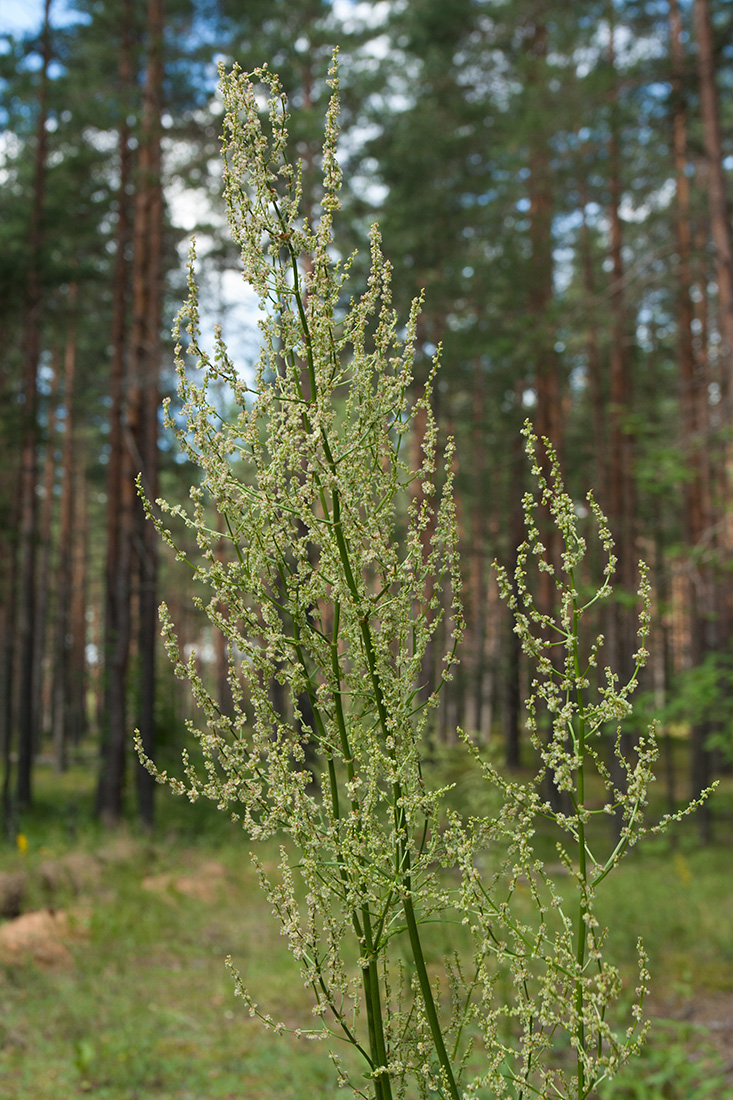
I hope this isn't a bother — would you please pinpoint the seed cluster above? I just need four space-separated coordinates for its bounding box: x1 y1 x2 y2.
137 55 710 1100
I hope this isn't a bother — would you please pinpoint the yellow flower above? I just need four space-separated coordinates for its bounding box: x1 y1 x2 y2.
16 833 28 855
674 852 692 888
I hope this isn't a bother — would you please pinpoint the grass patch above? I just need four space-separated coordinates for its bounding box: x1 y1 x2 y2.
1 761 731 1098
0 828 344 1096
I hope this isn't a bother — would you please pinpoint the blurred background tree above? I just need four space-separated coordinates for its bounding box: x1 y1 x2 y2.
0 0 730 838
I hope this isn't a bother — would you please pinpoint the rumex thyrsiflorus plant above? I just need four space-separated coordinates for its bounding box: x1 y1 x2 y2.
137 54 709 1100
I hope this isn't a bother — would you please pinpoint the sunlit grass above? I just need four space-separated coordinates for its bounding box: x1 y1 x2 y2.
1 772 345 1099
0 758 730 1099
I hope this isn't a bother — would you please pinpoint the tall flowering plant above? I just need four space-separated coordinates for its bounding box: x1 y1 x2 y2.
139 56 708 1100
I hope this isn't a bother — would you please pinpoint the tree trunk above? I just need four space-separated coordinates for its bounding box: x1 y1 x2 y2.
606 12 636 654
51 283 78 773
527 20 562 456
691 0 733 829
505 407 524 770
525 20 566 805
16 0 53 810
467 360 488 740
97 0 134 824
130 0 165 829
526 20 562 603
670 0 714 836
578 171 606 505
605 12 636 830
34 346 60 745
694 0 733 400
0 435 21 835
69 466 89 748
670 0 707 544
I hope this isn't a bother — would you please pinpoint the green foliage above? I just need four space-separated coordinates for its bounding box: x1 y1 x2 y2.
0 826 343 1099
662 653 733 764
141 58 707 1100
597 1020 729 1100
4 794 730 1100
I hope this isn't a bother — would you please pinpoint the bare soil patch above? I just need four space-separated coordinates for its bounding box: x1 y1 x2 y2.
142 858 227 902
0 908 89 968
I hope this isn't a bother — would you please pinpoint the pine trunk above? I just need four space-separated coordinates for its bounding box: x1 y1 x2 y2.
467 360 488 741
606 15 636 662
0 435 21 834
579 173 606 504
505 409 525 770
525 20 565 805
670 0 704 543
527 20 562 605
51 283 78 773
34 347 60 744
130 0 165 828
69 468 89 748
669 0 713 831
690 0 733 831
97 0 134 824
694 0 733 394
605 14 636 829
16 0 53 809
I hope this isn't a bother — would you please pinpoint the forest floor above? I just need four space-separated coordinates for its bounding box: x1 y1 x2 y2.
0 762 731 1099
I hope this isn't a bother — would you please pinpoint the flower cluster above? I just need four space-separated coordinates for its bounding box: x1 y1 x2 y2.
139 56 708 1100
140 54 463 1100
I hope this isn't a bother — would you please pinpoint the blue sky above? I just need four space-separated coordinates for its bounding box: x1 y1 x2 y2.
2 0 79 37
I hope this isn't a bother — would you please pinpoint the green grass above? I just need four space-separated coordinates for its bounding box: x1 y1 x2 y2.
597 1020 728 1100
0 842 345 1099
0 761 731 1099
1 768 350 1099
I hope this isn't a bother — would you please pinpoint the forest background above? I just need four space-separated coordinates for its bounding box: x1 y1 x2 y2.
0 1 732 1094
2 0 731 830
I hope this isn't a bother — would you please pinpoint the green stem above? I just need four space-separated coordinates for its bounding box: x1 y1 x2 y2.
362 914 392 1100
403 889 461 1100
570 576 588 1099
352 591 459 1098
290 600 391 1099
283 239 453 1100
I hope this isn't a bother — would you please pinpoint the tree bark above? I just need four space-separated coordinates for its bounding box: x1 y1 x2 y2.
130 0 165 828
0 428 21 835
96 0 134 823
604 12 637 830
670 0 707 545
525 19 565 806
51 282 78 773
34 346 60 744
69 466 89 749
578 170 606 506
527 21 562 458
669 0 713 832
16 0 53 809
606 13 636 637
467 360 488 741
526 19 562 601
689 0 733 831
505 405 524 770
693 0 733 401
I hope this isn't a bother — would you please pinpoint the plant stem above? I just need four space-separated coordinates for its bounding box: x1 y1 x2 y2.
571 579 589 1099
354 604 461 1099
403 888 461 1100
285 239 457 1100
